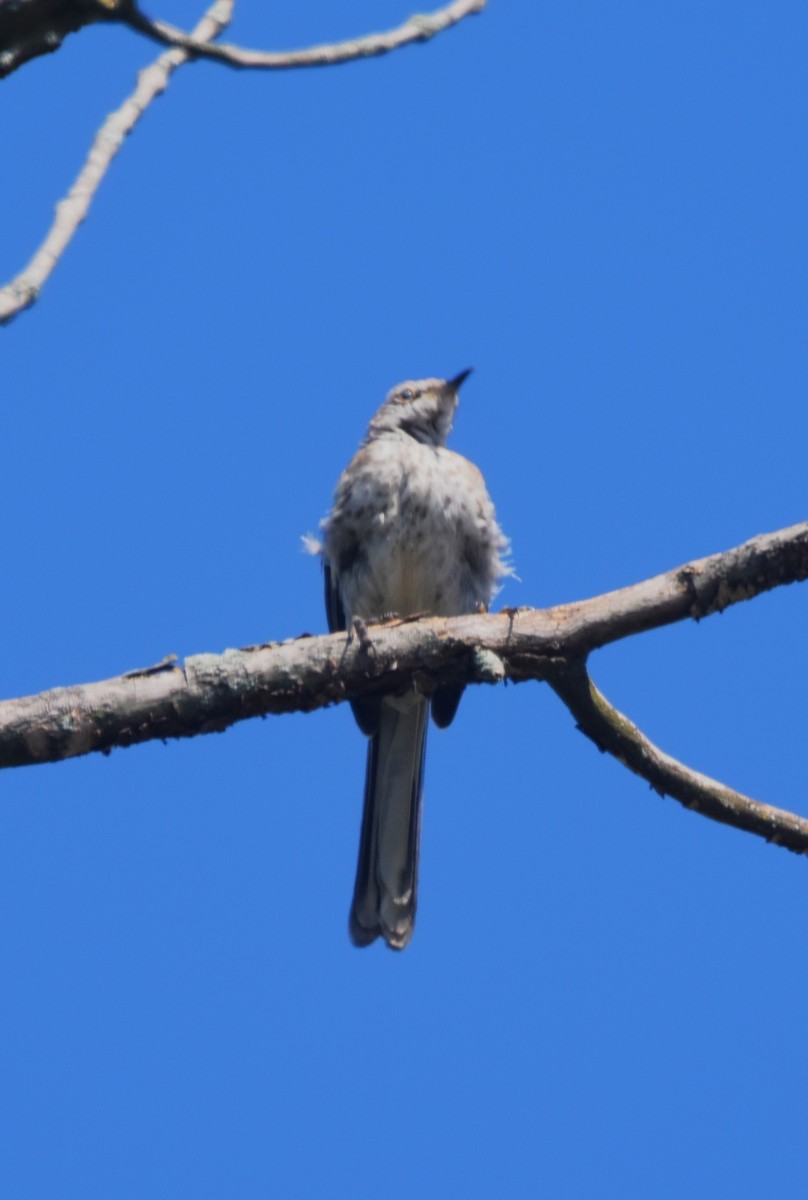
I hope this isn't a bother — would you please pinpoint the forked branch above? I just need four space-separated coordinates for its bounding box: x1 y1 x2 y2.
0 0 485 324
1 521 806 854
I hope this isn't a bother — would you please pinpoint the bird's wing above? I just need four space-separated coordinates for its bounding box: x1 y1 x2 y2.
324 560 346 634
324 558 380 737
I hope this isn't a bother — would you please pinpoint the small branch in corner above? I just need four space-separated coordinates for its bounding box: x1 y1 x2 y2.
547 658 808 856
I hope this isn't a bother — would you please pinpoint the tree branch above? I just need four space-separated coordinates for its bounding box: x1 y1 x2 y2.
0 0 235 326
121 0 487 72
0 0 484 325
546 519 808 652
548 660 808 856
1 521 807 859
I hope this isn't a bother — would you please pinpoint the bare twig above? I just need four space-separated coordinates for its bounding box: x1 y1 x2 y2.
1 521 806 859
0 0 235 326
122 0 487 71
0 0 485 325
548 660 808 855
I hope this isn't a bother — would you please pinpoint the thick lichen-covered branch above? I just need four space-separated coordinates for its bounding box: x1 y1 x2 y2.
1 522 806 859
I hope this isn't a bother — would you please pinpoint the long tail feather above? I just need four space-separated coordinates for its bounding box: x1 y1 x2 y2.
349 696 429 949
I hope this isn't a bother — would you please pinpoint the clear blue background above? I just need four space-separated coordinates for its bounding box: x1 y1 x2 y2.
2 2 807 1196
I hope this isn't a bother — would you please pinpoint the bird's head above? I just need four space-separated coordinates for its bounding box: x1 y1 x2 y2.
366 369 473 447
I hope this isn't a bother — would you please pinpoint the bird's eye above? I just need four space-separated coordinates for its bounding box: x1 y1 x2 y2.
400 389 414 401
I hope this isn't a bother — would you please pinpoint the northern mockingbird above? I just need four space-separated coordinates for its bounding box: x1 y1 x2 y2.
313 371 510 949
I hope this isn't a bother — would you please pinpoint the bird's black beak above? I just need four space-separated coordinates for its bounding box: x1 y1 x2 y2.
448 368 473 391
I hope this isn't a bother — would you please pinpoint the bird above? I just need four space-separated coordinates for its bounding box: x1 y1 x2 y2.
312 371 510 949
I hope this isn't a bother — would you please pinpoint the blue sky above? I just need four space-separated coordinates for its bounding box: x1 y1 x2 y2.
2 2 807 1196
